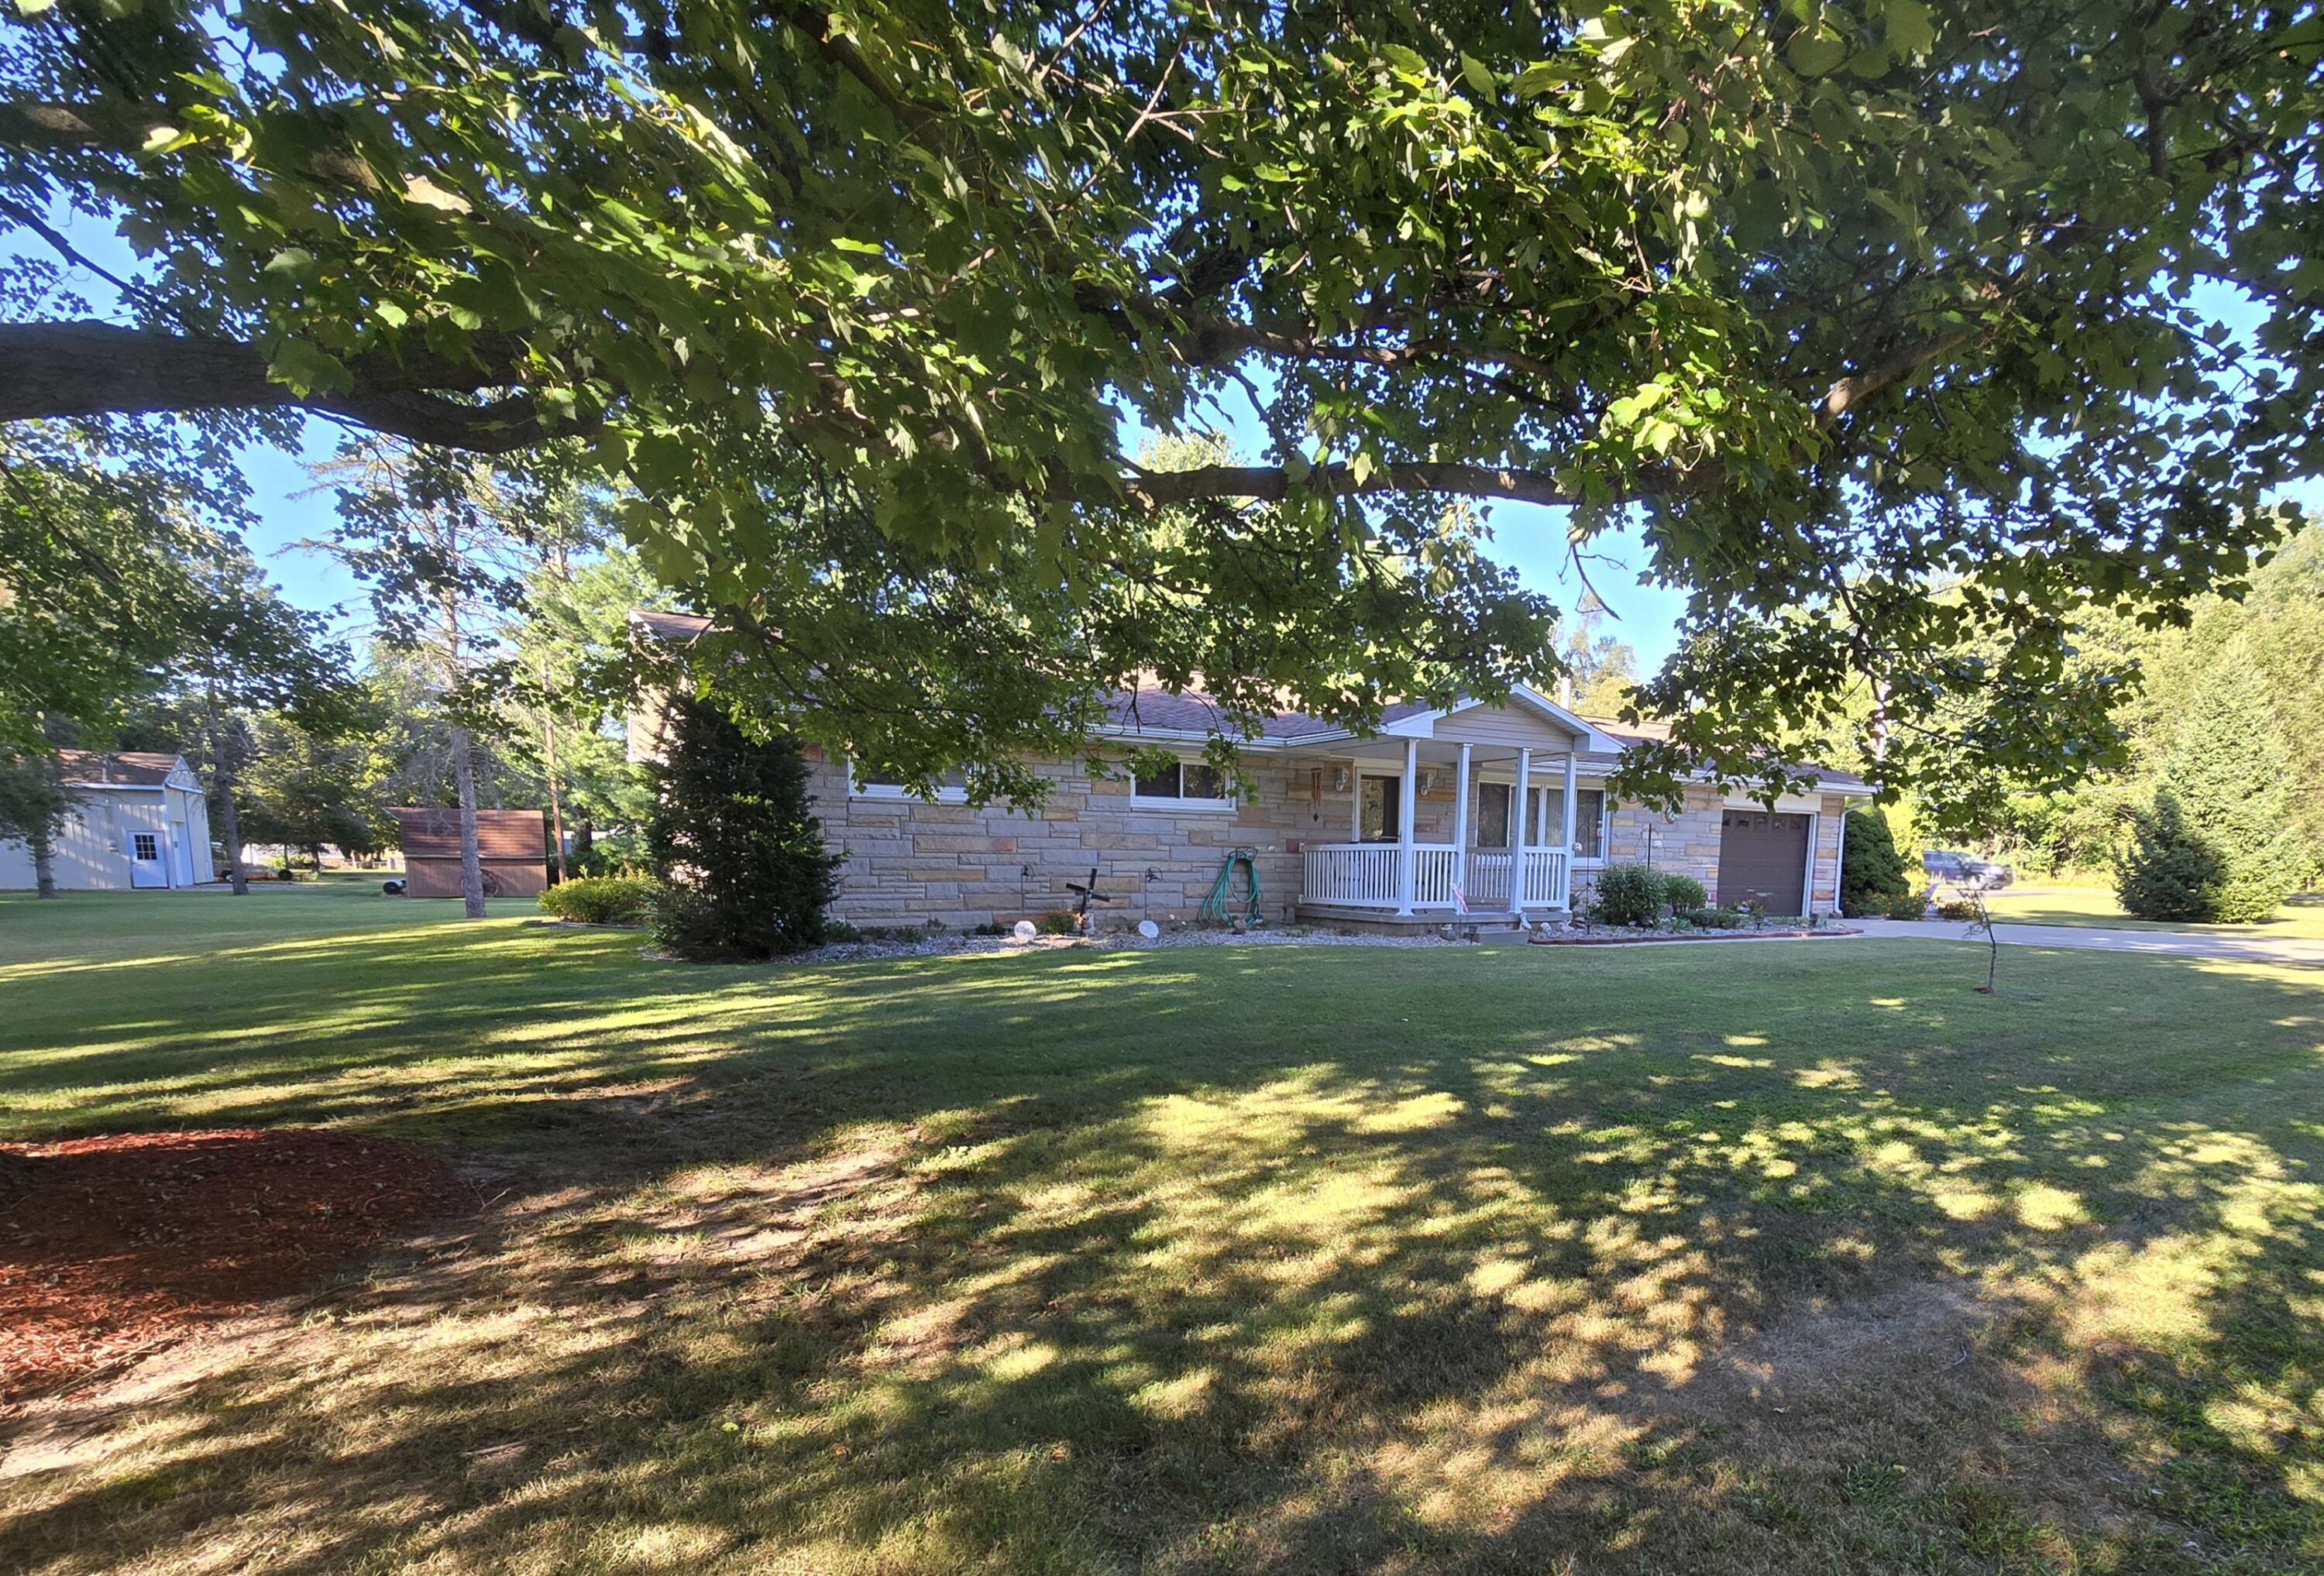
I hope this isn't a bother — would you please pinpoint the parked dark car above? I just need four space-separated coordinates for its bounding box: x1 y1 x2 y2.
1922 850 2013 893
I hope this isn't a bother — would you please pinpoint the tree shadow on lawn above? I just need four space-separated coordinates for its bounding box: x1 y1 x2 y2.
2 941 2321 1574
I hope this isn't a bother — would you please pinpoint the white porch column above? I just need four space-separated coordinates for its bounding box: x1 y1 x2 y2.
1452 742 1472 908
1513 745 1533 912
1396 736 1419 914
1561 749 1580 910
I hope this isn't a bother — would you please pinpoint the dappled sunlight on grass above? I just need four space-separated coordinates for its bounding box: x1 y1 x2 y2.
2 891 2322 1572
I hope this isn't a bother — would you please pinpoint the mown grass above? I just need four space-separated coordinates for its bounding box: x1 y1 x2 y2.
2 885 2321 1574
1985 882 2324 941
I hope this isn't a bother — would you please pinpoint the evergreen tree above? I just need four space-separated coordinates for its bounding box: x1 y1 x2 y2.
1838 809 1912 918
647 696 840 960
2116 793 2226 921
2122 651 2305 922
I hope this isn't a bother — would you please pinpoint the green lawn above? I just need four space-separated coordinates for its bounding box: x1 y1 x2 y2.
1985 882 2324 940
3 886 2321 1575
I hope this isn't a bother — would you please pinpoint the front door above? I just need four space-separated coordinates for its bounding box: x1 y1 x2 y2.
1358 774 1401 842
126 826 168 888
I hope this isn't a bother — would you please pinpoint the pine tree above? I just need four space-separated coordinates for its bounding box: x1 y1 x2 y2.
647 695 841 959
2116 792 2225 921
1838 809 1912 918
2122 650 2305 922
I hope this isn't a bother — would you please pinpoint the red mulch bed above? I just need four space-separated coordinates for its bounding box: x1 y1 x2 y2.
0 1129 470 1407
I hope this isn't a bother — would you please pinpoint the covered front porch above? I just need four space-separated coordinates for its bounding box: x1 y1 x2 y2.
1287 692 1608 928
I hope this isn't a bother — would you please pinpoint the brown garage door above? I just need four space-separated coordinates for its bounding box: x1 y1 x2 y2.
1718 810 1811 915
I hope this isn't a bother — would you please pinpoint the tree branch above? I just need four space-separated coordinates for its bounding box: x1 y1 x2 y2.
0 98 175 155
1119 462 1593 510
0 321 584 452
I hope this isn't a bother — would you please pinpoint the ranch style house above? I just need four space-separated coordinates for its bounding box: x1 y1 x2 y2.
631 612 1873 932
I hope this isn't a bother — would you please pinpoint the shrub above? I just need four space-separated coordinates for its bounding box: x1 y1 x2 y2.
1662 873 1708 912
538 874 655 925
1934 898 1982 923
1839 809 1913 917
1683 906 1749 929
1593 863 1669 926
1879 887 1928 920
1036 909 1081 935
646 695 842 960
2115 793 2224 921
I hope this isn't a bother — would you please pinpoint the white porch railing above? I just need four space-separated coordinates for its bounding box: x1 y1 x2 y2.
1521 848 1569 908
1302 843 1404 908
1305 845 1567 912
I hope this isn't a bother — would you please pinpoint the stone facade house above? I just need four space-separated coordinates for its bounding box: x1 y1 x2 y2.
631 611 1871 932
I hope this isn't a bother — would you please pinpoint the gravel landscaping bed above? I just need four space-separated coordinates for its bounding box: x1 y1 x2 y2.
1529 918 1859 945
652 918 1859 967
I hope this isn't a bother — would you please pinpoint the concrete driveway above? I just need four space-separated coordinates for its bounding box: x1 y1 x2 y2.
1846 917 2324 968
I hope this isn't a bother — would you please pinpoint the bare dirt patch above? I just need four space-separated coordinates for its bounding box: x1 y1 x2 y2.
0 1128 469 1407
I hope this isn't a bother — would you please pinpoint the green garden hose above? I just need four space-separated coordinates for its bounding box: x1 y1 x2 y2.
1199 848 1263 926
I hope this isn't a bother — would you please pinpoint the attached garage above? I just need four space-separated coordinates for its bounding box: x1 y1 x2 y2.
1717 809 1812 915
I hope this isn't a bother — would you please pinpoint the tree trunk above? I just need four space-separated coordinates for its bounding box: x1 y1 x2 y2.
450 724 487 919
541 711 567 881
29 828 55 899
206 687 249 895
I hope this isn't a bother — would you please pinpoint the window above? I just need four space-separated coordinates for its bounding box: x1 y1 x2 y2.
1132 761 1231 809
1475 782 1512 849
851 765 968 803
1517 786 1610 857
132 832 159 861
1573 789 1607 860
1357 774 1401 840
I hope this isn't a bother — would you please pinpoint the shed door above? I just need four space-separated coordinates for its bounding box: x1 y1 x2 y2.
169 795 196 885
125 826 168 888
1717 810 1810 915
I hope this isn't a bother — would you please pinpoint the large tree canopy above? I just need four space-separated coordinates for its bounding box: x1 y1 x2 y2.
3 1 2319 807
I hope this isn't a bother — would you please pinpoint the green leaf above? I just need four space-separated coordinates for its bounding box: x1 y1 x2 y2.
1786 30 1848 77
1883 0 1936 57
266 338 352 397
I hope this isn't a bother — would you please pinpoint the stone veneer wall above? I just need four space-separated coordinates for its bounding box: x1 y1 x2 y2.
804 743 1849 927
805 746 1463 930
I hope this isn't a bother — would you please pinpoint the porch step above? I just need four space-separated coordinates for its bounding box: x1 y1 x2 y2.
1294 905 1569 936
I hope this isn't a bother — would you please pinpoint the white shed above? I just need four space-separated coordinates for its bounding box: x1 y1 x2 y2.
0 750 215 891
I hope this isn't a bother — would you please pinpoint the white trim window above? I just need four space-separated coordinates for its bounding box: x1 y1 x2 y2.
1475 781 1514 849
1131 760 1232 811
1522 785 1610 860
851 764 969 804
1573 788 1608 861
